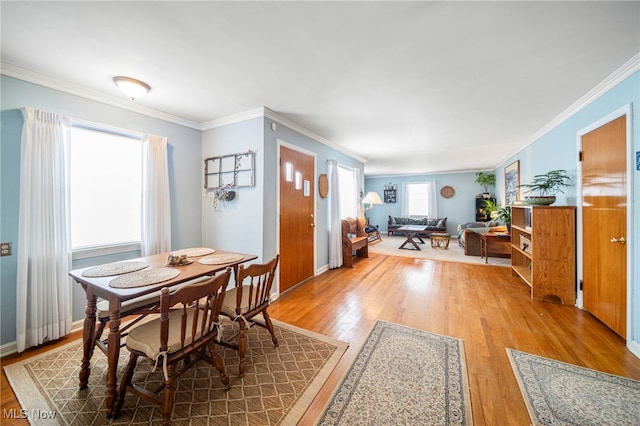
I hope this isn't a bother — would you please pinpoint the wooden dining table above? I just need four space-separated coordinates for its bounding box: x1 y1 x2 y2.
69 249 257 418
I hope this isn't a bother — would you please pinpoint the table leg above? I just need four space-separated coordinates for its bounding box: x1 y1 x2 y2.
399 232 422 250
105 295 122 418
79 286 97 389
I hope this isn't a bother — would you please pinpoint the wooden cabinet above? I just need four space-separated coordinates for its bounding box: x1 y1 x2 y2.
475 197 494 221
510 205 576 304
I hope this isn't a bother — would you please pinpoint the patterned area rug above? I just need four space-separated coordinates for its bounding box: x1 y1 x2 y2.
369 235 510 267
317 320 473 425
4 319 347 426
507 349 640 425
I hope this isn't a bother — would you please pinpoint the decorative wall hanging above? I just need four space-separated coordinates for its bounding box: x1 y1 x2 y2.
383 189 397 203
504 160 520 205
440 185 455 199
318 174 329 198
204 150 255 189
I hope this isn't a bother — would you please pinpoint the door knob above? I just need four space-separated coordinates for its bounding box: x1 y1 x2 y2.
610 237 626 245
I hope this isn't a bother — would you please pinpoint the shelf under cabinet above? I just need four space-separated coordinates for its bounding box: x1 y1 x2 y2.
511 264 532 287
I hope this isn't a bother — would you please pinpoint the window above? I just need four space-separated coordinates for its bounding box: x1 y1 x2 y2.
338 165 357 218
403 181 437 217
70 125 142 256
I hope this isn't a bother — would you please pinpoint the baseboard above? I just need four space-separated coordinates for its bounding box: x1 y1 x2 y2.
0 319 85 358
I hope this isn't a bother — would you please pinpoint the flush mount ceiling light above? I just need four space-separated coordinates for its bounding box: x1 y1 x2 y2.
113 76 151 100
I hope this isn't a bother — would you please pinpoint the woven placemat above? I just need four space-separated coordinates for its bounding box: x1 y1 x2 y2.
198 253 244 265
171 247 216 257
82 261 149 278
108 268 180 288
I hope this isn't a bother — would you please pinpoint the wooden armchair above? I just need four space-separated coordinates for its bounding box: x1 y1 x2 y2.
341 217 369 268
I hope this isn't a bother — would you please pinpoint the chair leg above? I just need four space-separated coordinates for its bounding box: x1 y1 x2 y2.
237 318 248 378
113 354 138 418
162 363 177 426
263 310 279 347
207 342 230 389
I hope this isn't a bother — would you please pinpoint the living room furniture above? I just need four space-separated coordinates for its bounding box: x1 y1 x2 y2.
510 205 576 303
69 250 256 418
219 255 279 377
365 224 382 244
113 270 232 425
430 233 451 249
341 217 369 268
457 221 504 256
397 225 428 250
476 231 511 263
476 197 495 221
387 216 447 237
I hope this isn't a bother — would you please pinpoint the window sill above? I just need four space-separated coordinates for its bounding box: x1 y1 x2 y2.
72 242 141 260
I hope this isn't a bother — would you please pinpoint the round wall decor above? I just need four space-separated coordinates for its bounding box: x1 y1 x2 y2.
318 174 329 198
440 185 455 199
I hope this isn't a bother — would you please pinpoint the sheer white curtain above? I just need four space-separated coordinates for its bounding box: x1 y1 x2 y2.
16 107 73 353
425 181 438 218
141 134 172 256
328 160 343 268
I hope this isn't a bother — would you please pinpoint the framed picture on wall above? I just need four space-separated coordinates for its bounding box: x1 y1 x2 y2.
504 160 520 205
384 189 397 203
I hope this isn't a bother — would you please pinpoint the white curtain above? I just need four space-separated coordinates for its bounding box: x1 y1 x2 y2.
16 107 73 353
141 134 172 256
401 182 411 217
328 160 343 268
425 181 438 218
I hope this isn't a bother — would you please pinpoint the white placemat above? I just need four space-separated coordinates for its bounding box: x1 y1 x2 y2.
82 261 149 277
108 268 181 288
171 247 216 257
198 253 244 265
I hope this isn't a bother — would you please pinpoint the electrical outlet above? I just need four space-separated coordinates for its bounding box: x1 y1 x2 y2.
1 242 12 256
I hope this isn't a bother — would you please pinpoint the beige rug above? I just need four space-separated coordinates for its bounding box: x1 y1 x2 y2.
317 320 473 425
369 235 511 267
4 319 348 425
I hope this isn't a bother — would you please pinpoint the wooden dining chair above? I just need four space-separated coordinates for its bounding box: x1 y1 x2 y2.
218 255 279 377
113 268 232 425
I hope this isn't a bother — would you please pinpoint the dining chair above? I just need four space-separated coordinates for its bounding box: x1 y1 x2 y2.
218 255 280 377
113 268 232 425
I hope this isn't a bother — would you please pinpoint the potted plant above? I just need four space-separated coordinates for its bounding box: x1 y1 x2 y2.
475 172 496 198
482 198 499 219
496 205 511 232
518 169 571 205
209 184 236 210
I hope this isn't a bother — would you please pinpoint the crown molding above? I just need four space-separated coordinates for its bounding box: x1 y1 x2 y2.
0 61 202 130
526 52 640 148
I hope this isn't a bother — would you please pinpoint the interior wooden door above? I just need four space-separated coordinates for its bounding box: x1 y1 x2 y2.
581 115 627 338
279 146 315 293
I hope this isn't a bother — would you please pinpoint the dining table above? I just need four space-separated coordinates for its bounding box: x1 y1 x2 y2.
68 248 257 418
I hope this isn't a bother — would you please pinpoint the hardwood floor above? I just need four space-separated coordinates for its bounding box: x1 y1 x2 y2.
3 252 640 425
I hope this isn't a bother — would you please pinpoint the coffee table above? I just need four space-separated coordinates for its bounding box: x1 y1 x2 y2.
397 225 427 250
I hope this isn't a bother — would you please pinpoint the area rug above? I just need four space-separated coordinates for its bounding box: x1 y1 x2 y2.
369 235 510 267
317 320 473 425
4 319 348 426
506 349 640 425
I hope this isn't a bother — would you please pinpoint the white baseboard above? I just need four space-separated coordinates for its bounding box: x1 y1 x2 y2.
0 319 85 358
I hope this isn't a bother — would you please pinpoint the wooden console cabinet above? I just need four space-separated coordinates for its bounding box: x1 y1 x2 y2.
510 205 576 304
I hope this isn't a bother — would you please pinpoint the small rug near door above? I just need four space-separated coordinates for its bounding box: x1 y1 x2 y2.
3 319 348 426
317 320 472 425
506 349 640 425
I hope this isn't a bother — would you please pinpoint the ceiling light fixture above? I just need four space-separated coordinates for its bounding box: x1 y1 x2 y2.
113 76 151 100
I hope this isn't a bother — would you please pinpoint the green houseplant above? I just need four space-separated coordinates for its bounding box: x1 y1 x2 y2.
474 172 496 198
518 169 571 205
496 205 511 232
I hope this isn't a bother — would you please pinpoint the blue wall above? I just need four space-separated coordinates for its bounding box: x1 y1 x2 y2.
365 172 489 235
0 76 203 346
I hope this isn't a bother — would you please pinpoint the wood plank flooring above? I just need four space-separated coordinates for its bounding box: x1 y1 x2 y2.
3 251 640 425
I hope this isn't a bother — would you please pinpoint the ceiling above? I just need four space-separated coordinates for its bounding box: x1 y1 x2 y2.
2 1 639 176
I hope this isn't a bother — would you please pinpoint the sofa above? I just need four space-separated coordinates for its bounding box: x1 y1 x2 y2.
457 221 507 256
387 216 447 237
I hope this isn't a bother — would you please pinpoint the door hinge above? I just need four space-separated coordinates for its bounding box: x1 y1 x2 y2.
579 151 583 161
579 280 583 290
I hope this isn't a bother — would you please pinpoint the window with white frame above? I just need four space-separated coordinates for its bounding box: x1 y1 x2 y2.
70 125 142 255
338 165 358 218
403 181 437 217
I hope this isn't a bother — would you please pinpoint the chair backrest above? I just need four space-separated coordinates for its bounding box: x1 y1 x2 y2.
342 217 367 238
158 267 231 356
234 255 279 316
